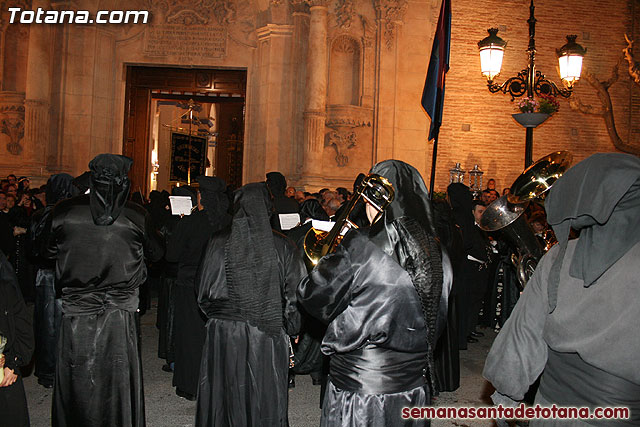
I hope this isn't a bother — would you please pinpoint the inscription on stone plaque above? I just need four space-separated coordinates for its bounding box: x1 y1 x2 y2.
144 25 227 58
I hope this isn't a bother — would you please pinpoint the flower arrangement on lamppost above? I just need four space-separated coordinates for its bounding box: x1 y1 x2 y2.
477 0 586 168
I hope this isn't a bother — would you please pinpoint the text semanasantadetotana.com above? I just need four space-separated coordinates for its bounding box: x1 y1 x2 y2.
7 7 149 24
402 404 630 421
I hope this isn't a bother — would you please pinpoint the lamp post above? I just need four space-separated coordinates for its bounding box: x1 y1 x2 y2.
477 0 586 168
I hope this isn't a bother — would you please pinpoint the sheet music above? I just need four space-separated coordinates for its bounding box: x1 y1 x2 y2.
279 213 301 231
169 196 193 216
310 220 349 236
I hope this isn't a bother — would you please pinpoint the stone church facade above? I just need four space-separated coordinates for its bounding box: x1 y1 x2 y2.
0 0 637 193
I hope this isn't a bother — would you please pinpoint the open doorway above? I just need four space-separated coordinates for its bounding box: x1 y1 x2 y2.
123 66 246 195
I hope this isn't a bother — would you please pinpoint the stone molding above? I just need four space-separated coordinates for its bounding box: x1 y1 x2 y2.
303 0 330 8
256 24 294 40
326 104 373 128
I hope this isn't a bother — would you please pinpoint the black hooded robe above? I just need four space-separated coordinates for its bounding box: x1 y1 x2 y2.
167 210 217 398
0 252 34 427
48 155 162 427
168 176 231 399
484 153 640 426
195 183 305 427
297 160 449 427
446 183 490 349
29 173 75 388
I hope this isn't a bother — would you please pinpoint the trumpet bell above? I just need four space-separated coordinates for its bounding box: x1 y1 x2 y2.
303 173 395 265
304 228 339 266
508 151 573 204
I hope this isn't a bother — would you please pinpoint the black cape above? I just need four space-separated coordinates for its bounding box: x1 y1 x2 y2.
298 160 448 426
298 231 433 426
47 195 162 427
0 252 34 427
166 209 219 397
195 229 305 426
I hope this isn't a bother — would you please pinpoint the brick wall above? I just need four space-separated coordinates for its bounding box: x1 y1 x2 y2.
427 0 636 193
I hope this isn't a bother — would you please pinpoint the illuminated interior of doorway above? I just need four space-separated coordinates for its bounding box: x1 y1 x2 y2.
148 99 218 193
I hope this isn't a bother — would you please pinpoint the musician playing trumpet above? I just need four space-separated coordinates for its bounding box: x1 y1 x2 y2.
298 160 451 426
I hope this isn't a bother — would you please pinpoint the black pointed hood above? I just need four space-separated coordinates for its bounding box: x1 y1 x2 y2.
88 154 133 226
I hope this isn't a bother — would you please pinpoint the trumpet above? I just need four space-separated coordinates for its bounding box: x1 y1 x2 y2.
303 174 395 265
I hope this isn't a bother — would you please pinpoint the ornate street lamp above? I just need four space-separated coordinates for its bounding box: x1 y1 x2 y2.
477 0 586 168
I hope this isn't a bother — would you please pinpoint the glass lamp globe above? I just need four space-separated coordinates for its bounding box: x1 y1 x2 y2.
478 28 507 82
557 35 586 88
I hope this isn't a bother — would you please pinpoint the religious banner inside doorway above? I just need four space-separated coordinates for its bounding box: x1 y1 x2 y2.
170 133 207 183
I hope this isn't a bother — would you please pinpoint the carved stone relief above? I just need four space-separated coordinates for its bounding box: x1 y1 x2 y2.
0 92 26 156
374 0 408 49
153 0 236 25
325 105 372 167
327 129 356 166
335 0 356 29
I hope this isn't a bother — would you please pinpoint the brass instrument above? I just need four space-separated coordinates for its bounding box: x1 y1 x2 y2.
478 151 573 288
508 150 573 205
303 174 395 265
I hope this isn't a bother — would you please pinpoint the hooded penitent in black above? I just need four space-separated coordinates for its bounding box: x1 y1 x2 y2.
47 153 162 427
29 173 75 388
266 171 299 231
298 160 450 427
166 176 231 399
0 251 34 427
195 182 306 427
484 153 640 425
446 182 491 350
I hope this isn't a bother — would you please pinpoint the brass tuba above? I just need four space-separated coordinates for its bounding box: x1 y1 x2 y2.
478 151 573 288
303 174 395 265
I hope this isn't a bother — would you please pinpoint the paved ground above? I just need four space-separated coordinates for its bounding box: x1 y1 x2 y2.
23 304 497 426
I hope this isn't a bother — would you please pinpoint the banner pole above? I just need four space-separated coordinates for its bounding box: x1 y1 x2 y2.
429 133 439 200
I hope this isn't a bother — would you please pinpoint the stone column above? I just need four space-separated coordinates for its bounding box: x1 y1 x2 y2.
23 0 51 165
301 0 329 188
255 24 295 178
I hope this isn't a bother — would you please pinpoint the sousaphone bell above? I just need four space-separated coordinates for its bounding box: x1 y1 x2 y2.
478 151 573 288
